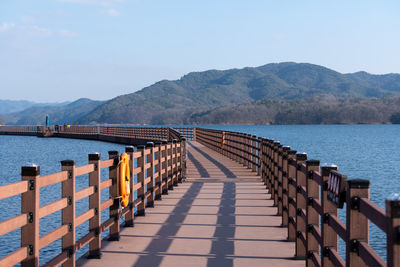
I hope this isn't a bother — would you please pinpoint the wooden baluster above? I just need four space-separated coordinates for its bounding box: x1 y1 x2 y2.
272 141 281 206
125 146 135 227
287 149 297 241
88 153 102 258
154 141 163 200
277 146 289 215
108 151 120 241
320 164 338 267
386 194 400 267
181 138 187 181
295 152 307 259
346 179 370 267
21 165 40 267
172 139 178 186
137 145 146 216
306 160 320 266
146 142 155 207
161 140 169 195
61 160 76 266
257 137 262 176
281 146 291 225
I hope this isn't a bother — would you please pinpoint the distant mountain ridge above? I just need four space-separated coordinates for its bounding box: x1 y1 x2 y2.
78 62 400 124
3 98 103 125
0 100 70 114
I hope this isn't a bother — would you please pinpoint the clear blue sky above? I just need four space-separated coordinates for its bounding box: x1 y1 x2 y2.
1 0 399 102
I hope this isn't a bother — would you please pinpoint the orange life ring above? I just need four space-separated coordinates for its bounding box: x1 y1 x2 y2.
221 132 226 147
119 153 130 207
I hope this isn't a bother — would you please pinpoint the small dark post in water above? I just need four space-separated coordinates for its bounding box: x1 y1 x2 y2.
61 160 76 266
137 146 146 216
386 193 400 267
305 159 320 267
21 165 40 267
125 146 135 227
321 164 338 267
346 179 370 267
88 154 102 258
108 151 120 241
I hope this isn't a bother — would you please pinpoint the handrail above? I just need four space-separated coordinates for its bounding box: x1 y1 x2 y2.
0 127 188 267
195 127 400 267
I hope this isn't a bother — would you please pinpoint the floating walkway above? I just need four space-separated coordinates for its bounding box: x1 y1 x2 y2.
0 126 398 267
77 142 302 267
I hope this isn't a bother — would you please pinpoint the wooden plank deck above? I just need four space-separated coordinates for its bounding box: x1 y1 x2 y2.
77 141 304 267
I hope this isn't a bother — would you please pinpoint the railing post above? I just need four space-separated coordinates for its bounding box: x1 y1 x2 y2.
281 147 292 227
154 141 163 200
137 145 146 216
88 153 102 258
321 164 338 267
251 135 257 172
125 146 135 227
346 179 370 267
61 160 76 266
172 139 178 186
386 194 400 267
277 146 289 216
272 141 281 207
108 151 120 241
181 138 187 181
146 142 155 207
257 137 262 176
295 152 307 259
306 160 320 266
161 140 169 195
21 165 40 267
287 149 297 241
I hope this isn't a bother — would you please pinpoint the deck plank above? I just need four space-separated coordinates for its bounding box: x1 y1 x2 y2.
77 141 304 267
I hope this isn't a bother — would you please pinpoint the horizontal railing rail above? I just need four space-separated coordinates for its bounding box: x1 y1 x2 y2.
0 127 187 267
195 127 400 267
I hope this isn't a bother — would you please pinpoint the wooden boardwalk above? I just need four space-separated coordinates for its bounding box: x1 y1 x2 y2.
77 142 304 267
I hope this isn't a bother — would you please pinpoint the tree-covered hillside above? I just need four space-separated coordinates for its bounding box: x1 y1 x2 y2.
79 62 400 124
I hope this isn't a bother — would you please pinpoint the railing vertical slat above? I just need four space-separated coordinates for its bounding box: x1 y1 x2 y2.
61 160 76 267
21 165 40 267
346 179 370 267
108 151 120 241
306 160 320 267
137 146 146 216
88 153 102 257
125 146 135 227
295 153 308 259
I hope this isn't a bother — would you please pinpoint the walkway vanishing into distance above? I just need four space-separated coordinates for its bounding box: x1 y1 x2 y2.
77 142 303 267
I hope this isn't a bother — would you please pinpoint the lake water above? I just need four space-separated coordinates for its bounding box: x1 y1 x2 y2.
1 125 399 264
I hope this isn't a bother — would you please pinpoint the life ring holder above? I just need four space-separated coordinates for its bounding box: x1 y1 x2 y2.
118 152 130 208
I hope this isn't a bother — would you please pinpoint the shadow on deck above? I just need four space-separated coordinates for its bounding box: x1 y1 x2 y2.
77 142 304 267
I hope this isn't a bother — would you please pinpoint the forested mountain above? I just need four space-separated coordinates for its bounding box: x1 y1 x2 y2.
188 96 400 124
78 62 400 124
3 98 103 125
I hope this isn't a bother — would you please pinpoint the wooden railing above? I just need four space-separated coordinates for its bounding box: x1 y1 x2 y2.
0 125 196 141
0 129 186 266
196 128 400 267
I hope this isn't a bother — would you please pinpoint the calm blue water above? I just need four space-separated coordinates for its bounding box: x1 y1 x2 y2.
1 125 399 263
